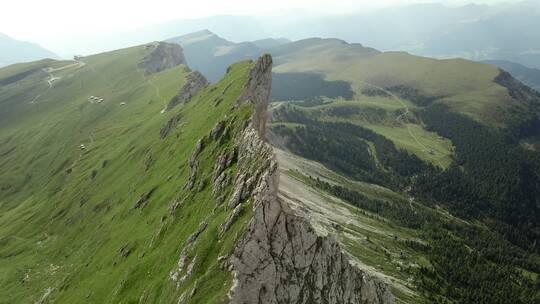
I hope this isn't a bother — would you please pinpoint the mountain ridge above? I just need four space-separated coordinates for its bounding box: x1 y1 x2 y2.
0 42 395 303
1 30 540 303
484 59 540 91
223 55 394 303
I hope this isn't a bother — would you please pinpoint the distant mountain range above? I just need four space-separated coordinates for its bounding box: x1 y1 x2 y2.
167 30 540 99
251 2 540 69
343 2 540 69
50 1 540 70
40 1 540 68
166 30 288 82
0 33 58 67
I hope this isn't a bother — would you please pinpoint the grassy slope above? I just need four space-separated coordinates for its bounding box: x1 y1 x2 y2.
271 38 528 165
271 98 454 168
273 40 508 125
0 44 255 303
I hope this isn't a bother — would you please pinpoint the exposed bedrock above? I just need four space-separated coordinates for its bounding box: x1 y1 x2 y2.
228 54 395 304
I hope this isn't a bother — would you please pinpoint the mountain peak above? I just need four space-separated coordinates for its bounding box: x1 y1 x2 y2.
197 29 214 35
0 32 58 67
174 29 218 41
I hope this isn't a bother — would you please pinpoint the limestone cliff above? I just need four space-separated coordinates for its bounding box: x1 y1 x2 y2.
226 55 395 304
167 70 209 110
235 54 273 140
138 42 186 75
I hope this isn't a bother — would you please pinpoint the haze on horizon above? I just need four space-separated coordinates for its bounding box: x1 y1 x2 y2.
0 0 528 56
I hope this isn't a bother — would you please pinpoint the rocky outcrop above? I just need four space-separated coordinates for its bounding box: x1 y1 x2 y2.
160 113 181 139
133 187 157 210
185 138 206 190
235 54 273 139
226 55 395 304
138 42 186 75
167 71 209 110
211 149 235 204
170 221 208 289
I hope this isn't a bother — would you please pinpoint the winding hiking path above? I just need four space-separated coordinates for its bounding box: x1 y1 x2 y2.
45 70 60 88
135 55 167 115
89 132 95 145
29 60 85 104
45 60 85 87
147 76 167 114
367 83 428 151
29 93 42 105
362 82 443 167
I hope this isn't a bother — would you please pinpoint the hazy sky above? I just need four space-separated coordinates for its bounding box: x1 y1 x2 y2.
0 0 524 54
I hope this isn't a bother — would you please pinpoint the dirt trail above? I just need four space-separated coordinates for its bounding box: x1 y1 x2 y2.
135 56 167 114
366 83 427 149
408 197 415 211
29 60 85 104
29 94 42 104
47 61 85 73
362 82 443 167
45 60 85 87
147 77 167 114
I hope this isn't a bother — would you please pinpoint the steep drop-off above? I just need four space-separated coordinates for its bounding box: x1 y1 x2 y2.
227 55 394 304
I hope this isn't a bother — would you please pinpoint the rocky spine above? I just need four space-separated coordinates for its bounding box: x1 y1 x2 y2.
227 55 395 304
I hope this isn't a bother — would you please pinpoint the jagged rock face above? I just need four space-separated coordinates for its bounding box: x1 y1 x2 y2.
186 138 205 190
168 71 209 110
138 42 186 75
236 54 273 139
228 129 394 304
227 55 395 304
164 54 394 303
160 114 182 139
169 221 208 289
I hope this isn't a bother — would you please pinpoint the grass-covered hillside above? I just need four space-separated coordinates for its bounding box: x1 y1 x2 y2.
269 38 540 165
272 38 519 125
0 42 259 303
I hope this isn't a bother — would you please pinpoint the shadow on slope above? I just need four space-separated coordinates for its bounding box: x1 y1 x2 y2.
271 72 354 102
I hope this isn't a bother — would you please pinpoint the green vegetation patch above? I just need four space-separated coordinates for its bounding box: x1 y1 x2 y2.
0 45 257 303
